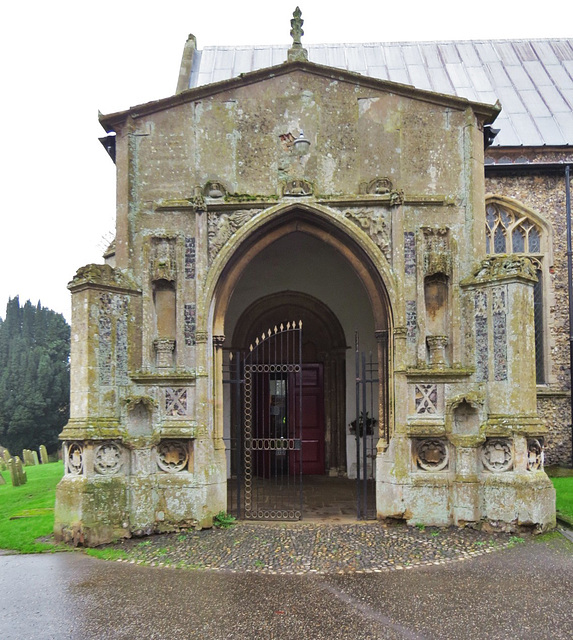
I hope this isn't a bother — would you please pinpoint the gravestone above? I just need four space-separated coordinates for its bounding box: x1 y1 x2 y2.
32 451 40 466
14 457 26 485
39 445 49 465
8 459 20 487
0 473 5 485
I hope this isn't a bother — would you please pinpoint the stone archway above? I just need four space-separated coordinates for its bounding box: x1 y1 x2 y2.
207 204 395 519
232 291 348 475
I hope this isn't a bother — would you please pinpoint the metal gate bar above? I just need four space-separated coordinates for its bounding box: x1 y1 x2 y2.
224 322 303 521
222 349 244 519
355 334 379 520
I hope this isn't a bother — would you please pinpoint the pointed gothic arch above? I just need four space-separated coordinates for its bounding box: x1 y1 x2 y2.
204 202 397 338
205 204 395 507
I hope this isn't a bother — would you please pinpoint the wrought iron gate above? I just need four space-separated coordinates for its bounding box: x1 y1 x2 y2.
354 331 388 520
224 322 303 520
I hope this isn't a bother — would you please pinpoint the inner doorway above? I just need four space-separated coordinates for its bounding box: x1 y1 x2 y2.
252 363 325 478
231 292 348 477
224 292 349 520
295 363 324 475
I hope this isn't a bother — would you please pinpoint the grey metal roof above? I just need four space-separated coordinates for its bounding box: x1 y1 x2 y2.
189 39 573 147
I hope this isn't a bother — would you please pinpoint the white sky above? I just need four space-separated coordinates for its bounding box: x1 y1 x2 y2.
1 0 570 322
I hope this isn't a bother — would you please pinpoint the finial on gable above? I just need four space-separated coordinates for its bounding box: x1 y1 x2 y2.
288 7 308 62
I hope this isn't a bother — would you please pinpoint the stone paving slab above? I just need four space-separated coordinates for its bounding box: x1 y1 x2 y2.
107 521 520 574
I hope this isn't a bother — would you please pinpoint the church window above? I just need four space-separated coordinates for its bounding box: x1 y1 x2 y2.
485 202 546 384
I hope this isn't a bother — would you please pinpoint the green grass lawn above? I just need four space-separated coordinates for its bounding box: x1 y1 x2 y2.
0 461 64 552
547 466 573 520
551 477 573 520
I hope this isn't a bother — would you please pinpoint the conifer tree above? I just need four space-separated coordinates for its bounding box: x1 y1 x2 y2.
0 297 70 453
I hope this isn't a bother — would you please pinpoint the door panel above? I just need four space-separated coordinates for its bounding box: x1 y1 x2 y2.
291 363 325 475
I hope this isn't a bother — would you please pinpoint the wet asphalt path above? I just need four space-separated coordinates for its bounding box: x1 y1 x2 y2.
1 534 572 640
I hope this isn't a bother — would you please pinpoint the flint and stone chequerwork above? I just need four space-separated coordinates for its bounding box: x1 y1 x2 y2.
55 29 555 545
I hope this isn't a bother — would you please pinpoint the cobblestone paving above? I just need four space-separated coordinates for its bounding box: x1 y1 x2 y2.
108 522 520 574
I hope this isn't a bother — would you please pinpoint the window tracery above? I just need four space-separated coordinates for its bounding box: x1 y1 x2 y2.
485 200 548 384
485 204 541 255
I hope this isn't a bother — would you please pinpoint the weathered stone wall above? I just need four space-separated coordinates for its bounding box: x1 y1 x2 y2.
485 148 573 465
55 62 556 545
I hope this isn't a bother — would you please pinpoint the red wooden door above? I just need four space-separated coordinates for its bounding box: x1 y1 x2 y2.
291 364 325 475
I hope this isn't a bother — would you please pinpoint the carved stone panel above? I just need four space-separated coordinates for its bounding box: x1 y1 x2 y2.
132 449 152 476
492 285 508 381
165 388 188 416
94 443 123 476
98 292 129 386
414 439 449 471
184 303 196 346
208 210 256 262
415 384 438 415
527 438 544 471
344 209 390 260
66 442 84 476
404 231 416 275
282 178 313 196
203 181 227 199
481 439 513 472
157 441 189 473
423 227 451 276
185 237 196 279
99 293 113 386
474 290 488 382
359 177 393 195
406 301 417 343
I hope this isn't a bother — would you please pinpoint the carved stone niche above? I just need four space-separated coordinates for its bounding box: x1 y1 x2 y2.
527 438 544 471
203 181 227 199
126 396 156 436
423 227 451 277
282 179 313 197
151 238 176 284
452 400 479 436
359 177 393 195
446 394 485 437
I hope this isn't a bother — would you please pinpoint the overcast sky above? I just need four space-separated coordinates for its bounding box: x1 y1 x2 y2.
1 1 569 322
